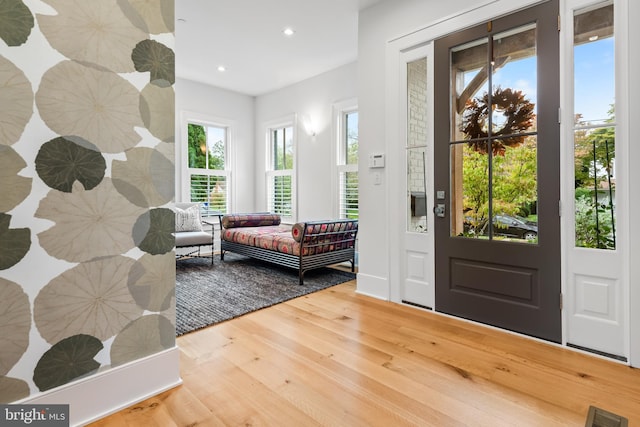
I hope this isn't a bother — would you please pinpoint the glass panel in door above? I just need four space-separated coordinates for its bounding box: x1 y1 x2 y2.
407 57 428 233
573 3 616 250
450 24 539 244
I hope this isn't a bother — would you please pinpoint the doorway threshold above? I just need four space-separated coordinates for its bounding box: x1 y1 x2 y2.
401 300 432 311
567 343 627 363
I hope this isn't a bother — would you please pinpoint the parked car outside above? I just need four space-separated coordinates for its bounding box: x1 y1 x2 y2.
463 214 538 241
492 214 538 240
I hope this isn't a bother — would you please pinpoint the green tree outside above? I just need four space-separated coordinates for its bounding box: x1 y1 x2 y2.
573 106 616 249
188 123 227 213
462 138 537 236
344 112 359 219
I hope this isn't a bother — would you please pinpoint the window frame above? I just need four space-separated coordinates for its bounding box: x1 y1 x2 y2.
333 99 359 219
571 1 617 250
180 111 234 217
265 115 297 223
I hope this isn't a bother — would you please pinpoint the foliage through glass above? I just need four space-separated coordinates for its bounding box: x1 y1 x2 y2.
450 24 539 243
573 3 616 250
187 123 227 214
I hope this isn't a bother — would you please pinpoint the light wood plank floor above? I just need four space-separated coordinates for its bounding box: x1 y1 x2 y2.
91 281 640 426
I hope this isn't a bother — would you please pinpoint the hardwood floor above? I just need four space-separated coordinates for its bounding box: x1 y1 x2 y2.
91 281 640 426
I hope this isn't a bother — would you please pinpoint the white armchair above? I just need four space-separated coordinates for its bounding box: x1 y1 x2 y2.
174 202 214 264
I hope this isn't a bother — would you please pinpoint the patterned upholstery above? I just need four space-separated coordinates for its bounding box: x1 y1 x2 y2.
220 214 357 256
221 225 299 254
221 213 281 229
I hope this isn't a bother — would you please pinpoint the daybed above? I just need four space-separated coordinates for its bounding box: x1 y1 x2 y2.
218 213 358 285
174 202 214 264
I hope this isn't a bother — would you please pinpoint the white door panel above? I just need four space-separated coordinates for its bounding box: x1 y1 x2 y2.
403 244 433 308
566 250 625 358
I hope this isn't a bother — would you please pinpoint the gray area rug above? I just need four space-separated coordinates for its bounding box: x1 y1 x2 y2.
175 253 356 336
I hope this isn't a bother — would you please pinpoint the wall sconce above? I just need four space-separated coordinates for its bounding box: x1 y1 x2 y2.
302 115 316 138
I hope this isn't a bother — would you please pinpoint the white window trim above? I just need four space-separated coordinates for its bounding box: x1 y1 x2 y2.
332 98 358 219
179 110 236 214
264 114 297 223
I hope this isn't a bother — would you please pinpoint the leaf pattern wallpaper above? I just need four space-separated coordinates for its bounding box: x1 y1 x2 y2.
0 0 175 403
36 60 145 153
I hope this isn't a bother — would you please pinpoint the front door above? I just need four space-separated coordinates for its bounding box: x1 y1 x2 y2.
433 0 561 342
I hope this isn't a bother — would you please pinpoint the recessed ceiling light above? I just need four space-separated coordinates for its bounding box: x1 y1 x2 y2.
589 35 599 41
283 27 295 36
217 65 226 72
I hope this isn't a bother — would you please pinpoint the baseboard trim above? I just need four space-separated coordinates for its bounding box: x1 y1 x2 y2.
355 272 389 300
17 346 182 426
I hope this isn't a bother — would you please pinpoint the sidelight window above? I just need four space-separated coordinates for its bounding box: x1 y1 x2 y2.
573 2 616 250
407 57 428 233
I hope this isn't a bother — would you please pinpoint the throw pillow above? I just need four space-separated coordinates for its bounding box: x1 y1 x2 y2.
175 205 203 232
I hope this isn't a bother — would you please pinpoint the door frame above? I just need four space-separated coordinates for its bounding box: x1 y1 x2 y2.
380 0 640 367
628 0 640 369
386 0 549 306
385 0 632 364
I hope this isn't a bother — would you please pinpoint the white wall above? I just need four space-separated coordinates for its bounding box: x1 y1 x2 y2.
357 0 486 297
175 78 256 212
254 62 358 221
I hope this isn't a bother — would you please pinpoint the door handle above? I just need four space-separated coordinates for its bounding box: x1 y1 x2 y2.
434 204 446 218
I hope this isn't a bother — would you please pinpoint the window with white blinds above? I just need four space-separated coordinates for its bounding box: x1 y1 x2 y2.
187 122 230 217
189 174 228 215
266 125 295 221
267 172 293 217
338 110 358 219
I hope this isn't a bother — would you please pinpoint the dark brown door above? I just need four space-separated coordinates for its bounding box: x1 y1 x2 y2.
433 0 561 342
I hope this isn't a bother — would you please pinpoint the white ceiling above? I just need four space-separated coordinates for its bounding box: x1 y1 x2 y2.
175 0 383 96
